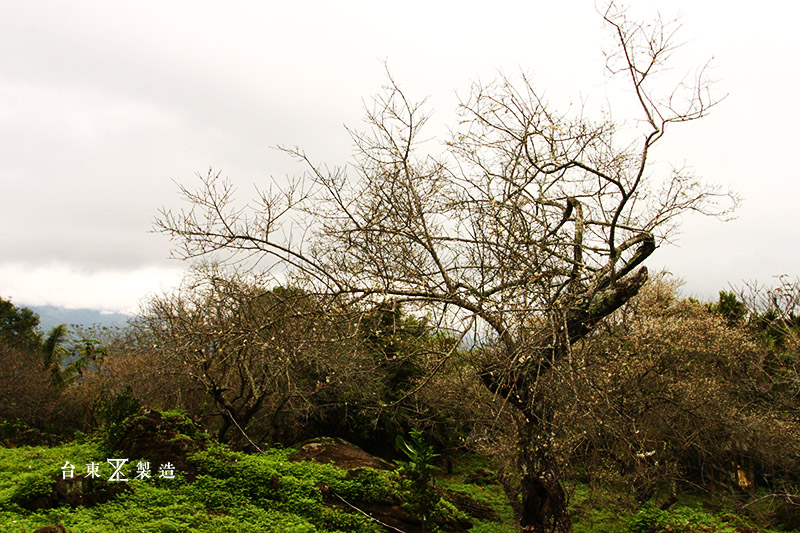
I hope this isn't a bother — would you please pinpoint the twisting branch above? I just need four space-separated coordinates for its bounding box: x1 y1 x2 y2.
156 3 736 530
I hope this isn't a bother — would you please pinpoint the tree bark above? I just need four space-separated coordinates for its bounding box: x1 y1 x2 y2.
481 267 651 531
518 409 571 532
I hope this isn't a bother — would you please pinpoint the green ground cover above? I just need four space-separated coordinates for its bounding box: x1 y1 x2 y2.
1 437 795 532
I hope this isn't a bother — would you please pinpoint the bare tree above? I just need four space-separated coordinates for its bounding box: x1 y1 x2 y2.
157 4 735 530
137 266 380 445
555 275 800 502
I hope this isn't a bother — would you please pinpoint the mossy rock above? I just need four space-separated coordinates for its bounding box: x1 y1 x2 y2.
290 437 394 471
439 486 500 522
290 437 475 531
113 408 209 481
14 472 130 511
466 467 498 486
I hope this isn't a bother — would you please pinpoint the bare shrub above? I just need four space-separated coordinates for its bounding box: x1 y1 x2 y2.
0 342 84 439
556 275 800 499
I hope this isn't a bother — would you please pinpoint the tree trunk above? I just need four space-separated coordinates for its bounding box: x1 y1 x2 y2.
517 404 571 532
481 372 573 531
217 415 232 443
519 469 570 532
479 269 652 531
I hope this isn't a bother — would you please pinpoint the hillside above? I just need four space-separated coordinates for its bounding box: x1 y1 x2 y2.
1 410 790 532
24 305 130 333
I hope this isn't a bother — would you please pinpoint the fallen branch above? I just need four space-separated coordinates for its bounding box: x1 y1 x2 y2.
333 492 406 533
226 409 264 454
739 491 799 510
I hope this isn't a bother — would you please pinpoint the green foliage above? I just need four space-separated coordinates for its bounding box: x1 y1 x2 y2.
567 481 636 533
0 296 41 351
752 308 800 352
0 439 393 532
187 445 386 532
396 429 440 483
363 301 429 394
737 276 800 351
334 467 402 503
95 387 142 450
191 443 406 530
707 290 747 326
187 442 240 478
436 497 472 528
566 481 769 533
0 297 72 378
0 419 30 442
0 439 102 513
8 473 51 507
0 296 114 394
62 338 108 382
628 504 740 533
396 428 442 527
40 324 70 386
159 410 207 442
314 301 460 457
1 437 783 532
435 453 519 532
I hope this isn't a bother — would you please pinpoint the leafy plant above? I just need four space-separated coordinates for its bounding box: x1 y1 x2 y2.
707 290 747 326
8 473 52 508
396 429 441 527
95 386 142 450
629 504 741 533
64 338 108 381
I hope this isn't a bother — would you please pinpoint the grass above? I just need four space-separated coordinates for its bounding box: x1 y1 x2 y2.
568 480 636 533
0 440 392 532
435 453 517 532
1 438 794 532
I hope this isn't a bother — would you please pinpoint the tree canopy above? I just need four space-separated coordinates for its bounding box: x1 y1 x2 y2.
157 4 736 531
0 296 42 351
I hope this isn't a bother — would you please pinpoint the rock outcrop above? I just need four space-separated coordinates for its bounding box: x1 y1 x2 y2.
113 408 209 481
290 437 482 532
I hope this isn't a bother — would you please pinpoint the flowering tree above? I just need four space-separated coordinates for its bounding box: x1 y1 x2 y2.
137 267 379 446
157 4 735 530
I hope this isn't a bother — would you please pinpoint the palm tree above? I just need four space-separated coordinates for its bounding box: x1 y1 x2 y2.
39 324 70 386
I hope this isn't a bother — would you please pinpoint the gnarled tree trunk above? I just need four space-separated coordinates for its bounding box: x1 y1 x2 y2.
517 402 571 532
483 267 652 531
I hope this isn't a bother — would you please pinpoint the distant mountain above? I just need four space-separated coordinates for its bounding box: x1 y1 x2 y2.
26 304 132 333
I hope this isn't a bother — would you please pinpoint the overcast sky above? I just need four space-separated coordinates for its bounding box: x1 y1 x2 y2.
2 0 798 313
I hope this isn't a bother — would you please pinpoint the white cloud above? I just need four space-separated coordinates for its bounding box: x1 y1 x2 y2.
0 262 186 314
1 0 798 310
